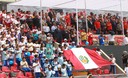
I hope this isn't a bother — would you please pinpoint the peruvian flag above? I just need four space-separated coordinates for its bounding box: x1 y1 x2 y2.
63 48 112 70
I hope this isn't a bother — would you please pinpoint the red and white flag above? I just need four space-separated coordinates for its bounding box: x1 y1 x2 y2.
63 48 112 70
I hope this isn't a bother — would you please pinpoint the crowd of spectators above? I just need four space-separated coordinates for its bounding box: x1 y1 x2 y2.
0 8 128 77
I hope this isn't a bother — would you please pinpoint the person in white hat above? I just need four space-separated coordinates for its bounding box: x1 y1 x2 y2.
62 38 69 47
68 41 76 49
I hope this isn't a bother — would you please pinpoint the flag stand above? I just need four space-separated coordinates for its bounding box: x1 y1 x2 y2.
100 49 126 74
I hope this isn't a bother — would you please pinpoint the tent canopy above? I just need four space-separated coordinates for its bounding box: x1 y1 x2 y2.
53 0 128 11
7 0 128 12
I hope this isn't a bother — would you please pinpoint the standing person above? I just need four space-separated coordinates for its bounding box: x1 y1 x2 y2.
42 23 50 35
81 29 88 45
70 30 77 43
2 48 8 66
61 64 68 77
39 31 47 45
123 17 128 35
33 15 40 29
122 51 128 69
88 29 93 45
94 19 101 34
54 27 63 43
108 31 115 45
65 12 71 26
62 38 69 47
106 19 112 33
15 46 22 67
45 65 55 77
109 54 116 74
123 35 128 46
33 58 45 78
124 64 128 77
67 61 73 77
98 33 105 46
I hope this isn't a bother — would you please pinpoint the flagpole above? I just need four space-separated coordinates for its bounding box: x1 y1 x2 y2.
100 49 126 74
84 0 88 32
119 0 124 35
40 0 43 31
76 0 79 45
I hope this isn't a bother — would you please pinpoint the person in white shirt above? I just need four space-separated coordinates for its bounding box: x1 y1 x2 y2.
15 46 22 66
51 22 57 33
123 35 128 46
108 32 115 45
43 23 50 34
63 58 68 65
109 54 116 74
9 34 16 47
62 44 69 50
0 37 6 45
61 64 68 77
39 31 47 45
33 58 42 78
20 57 31 72
2 48 8 66
124 64 128 76
67 61 73 77
45 65 55 78
44 59 50 71
19 38 26 50
58 53 64 65
32 49 38 57
27 39 34 52
62 38 69 47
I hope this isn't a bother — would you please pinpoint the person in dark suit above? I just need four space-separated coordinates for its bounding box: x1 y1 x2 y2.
88 17 94 30
54 27 63 43
33 15 40 29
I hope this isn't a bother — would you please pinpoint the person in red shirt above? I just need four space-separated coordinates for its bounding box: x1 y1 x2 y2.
87 29 93 45
94 19 101 34
3 12 12 29
106 19 112 32
58 23 65 31
0 12 2 24
123 17 128 34
65 12 71 26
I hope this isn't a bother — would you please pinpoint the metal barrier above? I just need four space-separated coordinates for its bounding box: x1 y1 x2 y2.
51 74 126 78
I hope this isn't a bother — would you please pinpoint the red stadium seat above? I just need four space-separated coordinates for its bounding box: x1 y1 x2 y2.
97 69 103 75
16 72 27 78
0 73 7 78
25 72 34 78
11 66 20 72
16 72 24 76
90 69 97 75
2 66 11 73
104 69 109 74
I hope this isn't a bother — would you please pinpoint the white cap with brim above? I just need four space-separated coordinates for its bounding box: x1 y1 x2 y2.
57 64 61 68
64 38 67 41
72 41 75 44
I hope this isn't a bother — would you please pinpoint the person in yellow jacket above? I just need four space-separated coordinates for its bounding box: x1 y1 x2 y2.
81 29 88 45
